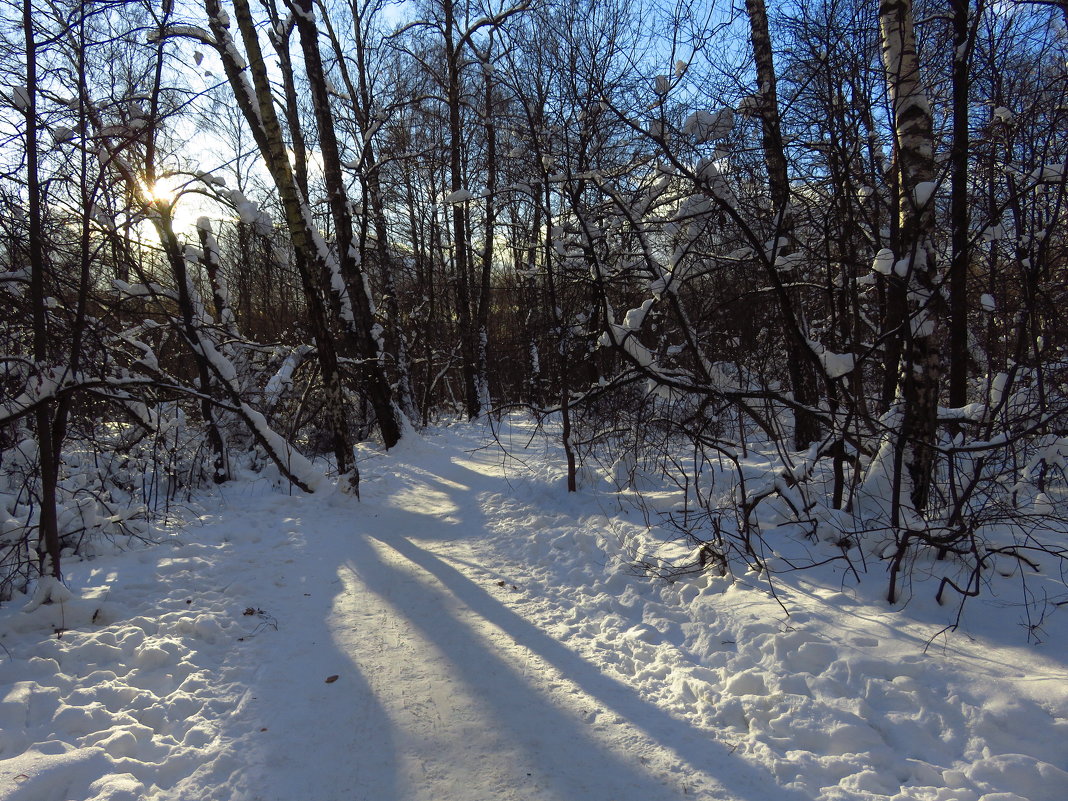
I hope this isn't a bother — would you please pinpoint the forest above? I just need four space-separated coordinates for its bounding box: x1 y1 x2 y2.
1 0 1066 615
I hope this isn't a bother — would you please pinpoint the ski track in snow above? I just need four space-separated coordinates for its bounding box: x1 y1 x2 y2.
1 416 1066 801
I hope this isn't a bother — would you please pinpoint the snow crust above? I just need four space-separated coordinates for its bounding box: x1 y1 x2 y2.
0 417 1064 801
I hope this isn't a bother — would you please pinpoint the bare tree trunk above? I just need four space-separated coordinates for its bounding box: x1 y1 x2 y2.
23 0 62 582
159 216 230 484
948 0 973 411
50 3 96 494
144 8 230 484
205 0 356 480
292 0 403 450
524 203 544 407
880 0 943 511
475 50 498 413
198 221 241 343
317 5 418 424
744 0 821 450
444 0 481 419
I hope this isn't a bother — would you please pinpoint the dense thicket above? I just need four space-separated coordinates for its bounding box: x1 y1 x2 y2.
1 0 1065 611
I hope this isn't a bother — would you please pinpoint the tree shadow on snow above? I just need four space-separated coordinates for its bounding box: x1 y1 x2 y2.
218 524 404 801
339 520 810 801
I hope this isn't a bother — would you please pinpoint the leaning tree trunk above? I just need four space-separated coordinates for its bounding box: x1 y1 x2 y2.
316 10 418 425
205 0 356 481
160 215 231 484
292 0 403 449
879 0 942 512
143 15 230 484
88 113 320 493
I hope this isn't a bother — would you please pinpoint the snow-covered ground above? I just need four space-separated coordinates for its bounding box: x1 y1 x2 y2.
1 416 1065 801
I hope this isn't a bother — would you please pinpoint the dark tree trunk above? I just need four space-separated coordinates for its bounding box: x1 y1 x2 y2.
208 0 356 480
24 0 62 581
293 0 403 450
745 0 822 450
444 0 481 419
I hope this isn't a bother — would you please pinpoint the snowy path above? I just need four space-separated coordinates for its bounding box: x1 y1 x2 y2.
196 440 791 801
2 420 1066 801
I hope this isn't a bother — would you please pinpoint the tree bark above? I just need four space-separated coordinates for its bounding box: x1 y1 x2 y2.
318 5 418 423
475 51 498 413
291 0 403 449
744 0 822 450
444 0 481 419
948 0 972 411
879 0 943 511
24 0 62 581
206 0 356 479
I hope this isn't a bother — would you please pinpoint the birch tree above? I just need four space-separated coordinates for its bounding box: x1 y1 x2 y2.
878 0 941 514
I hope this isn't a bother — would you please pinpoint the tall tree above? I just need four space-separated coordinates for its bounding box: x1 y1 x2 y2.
290 0 403 448
947 0 979 411
879 0 942 512
23 0 62 584
194 0 361 483
745 0 822 450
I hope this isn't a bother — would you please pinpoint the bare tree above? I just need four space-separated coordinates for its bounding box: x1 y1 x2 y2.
744 0 822 449
879 0 941 515
22 0 63 585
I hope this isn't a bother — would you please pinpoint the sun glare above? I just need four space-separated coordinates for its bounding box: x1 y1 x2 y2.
134 173 211 235
143 176 178 205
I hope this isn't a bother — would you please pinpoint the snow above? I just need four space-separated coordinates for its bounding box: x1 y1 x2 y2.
10 87 30 112
1028 162 1067 186
622 298 653 331
263 346 312 405
600 302 657 368
147 25 216 47
1 417 1065 801
238 404 325 492
992 107 1013 125
808 339 856 379
913 181 936 207
872 248 894 276
22 576 72 612
682 108 734 143
227 190 271 230
737 95 760 118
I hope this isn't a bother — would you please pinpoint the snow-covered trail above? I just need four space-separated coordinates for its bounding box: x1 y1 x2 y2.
4 419 1066 801
197 437 795 801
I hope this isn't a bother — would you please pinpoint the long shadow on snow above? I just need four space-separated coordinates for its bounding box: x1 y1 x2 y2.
346 522 810 801
218 507 403 801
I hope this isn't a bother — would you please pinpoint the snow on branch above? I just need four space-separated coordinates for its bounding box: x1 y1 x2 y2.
147 25 218 47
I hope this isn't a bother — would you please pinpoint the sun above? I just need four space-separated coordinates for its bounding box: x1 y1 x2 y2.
143 175 179 206
137 172 214 233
